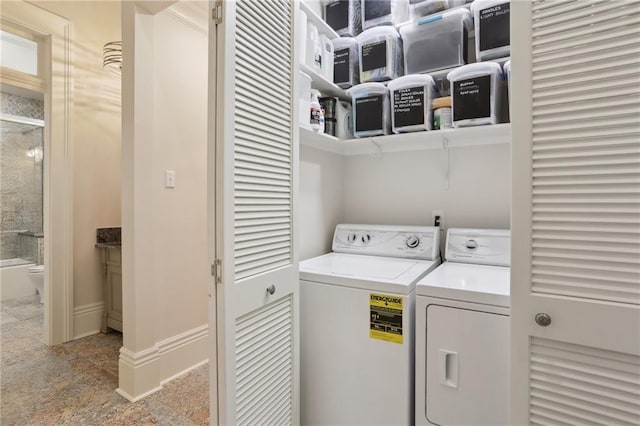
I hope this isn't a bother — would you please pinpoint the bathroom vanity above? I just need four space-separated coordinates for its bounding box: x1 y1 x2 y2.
96 228 122 333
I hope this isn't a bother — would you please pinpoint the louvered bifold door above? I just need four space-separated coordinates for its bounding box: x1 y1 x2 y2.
510 1 640 424
212 0 299 424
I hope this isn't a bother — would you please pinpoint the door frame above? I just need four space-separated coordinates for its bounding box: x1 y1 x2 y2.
1 1 74 345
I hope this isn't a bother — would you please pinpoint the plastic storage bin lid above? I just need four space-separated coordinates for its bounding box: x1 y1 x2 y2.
387 74 435 92
333 37 358 48
447 61 502 82
356 25 401 43
347 82 388 97
503 60 511 73
414 7 472 28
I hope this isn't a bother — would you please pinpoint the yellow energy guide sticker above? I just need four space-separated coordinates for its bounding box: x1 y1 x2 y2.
369 293 403 344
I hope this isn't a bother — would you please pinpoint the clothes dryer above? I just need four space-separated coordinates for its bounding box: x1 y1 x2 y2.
415 228 511 426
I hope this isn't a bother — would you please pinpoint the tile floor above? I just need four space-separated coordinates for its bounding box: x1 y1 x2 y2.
1 295 209 425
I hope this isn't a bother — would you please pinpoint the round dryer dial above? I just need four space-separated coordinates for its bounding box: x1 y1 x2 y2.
347 233 357 243
361 234 371 244
406 235 420 249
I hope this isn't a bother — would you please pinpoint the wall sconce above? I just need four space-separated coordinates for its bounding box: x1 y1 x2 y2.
103 41 122 78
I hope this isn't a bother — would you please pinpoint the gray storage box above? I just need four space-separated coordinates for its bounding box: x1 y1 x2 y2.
356 26 403 82
347 82 391 138
333 37 360 89
399 8 473 73
362 0 409 30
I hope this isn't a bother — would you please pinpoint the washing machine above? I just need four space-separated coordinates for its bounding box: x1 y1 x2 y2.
300 224 441 425
415 228 511 426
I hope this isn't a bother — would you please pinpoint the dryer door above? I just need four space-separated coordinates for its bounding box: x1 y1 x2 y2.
426 305 509 425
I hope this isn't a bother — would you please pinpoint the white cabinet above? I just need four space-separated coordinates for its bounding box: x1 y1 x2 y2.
99 247 122 333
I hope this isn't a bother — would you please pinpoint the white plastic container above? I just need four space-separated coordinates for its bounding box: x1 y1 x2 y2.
409 0 471 20
310 89 325 133
336 101 354 139
399 8 473 74
503 60 511 105
347 83 391 137
472 0 510 61
306 23 323 73
447 62 503 127
356 26 403 82
362 0 409 29
324 0 362 37
320 34 334 82
299 71 312 128
387 74 436 133
298 9 308 64
333 37 360 89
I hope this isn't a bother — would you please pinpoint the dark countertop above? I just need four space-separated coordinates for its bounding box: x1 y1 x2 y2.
95 242 121 249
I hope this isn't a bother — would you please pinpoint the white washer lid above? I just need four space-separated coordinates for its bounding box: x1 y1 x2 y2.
28 265 44 273
300 253 440 294
416 262 510 307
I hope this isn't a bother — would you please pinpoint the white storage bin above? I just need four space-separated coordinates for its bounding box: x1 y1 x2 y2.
356 26 403 82
299 71 312 128
347 83 391 137
362 0 409 30
324 0 362 37
387 74 436 133
306 23 323 72
399 8 472 74
472 0 510 61
333 37 360 89
409 0 471 20
447 62 502 127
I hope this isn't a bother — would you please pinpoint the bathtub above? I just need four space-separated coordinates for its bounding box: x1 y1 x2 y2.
1 258 37 301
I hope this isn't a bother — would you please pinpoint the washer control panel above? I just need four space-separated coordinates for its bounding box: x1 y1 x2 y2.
332 224 440 260
445 228 511 266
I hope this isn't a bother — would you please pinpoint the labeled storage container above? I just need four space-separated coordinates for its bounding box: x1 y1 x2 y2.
399 8 472 74
387 74 436 133
409 0 472 20
472 0 510 61
299 71 312 128
447 62 502 127
324 0 362 37
362 0 409 29
347 83 391 137
333 37 360 89
356 26 403 82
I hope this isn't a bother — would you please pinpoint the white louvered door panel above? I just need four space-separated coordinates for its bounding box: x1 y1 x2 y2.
510 1 640 424
210 0 300 424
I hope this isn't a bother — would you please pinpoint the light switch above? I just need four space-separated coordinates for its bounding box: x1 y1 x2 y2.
165 170 176 188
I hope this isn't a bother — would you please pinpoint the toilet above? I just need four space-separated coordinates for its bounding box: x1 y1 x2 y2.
28 265 44 303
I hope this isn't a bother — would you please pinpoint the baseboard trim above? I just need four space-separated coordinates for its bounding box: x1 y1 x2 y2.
73 302 104 339
118 324 209 401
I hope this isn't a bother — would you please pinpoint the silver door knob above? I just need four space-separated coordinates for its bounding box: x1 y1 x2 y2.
535 313 552 327
266 285 276 295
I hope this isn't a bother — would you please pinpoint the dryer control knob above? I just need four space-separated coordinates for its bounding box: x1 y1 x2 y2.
347 233 357 243
406 235 420 249
361 234 371 243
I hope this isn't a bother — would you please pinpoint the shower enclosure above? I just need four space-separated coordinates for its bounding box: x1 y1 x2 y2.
0 113 45 272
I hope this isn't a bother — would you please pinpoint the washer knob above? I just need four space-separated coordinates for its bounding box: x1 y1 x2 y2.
406 235 420 249
347 233 357 243
361 234 371 243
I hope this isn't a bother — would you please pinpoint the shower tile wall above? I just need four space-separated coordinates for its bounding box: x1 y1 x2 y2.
1 92 44 261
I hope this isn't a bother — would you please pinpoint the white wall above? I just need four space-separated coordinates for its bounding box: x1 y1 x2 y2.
119 1 208 401
343 144 511 231
300 146 345 260
31 1 122 335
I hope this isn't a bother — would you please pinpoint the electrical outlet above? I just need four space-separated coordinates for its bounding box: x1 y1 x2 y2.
432 210 444 229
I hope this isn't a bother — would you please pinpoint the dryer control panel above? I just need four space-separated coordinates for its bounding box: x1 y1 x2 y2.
332 224 440 260
445 228 511 266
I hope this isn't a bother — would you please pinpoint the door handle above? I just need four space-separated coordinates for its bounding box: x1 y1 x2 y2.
266 284 276 295
439 349 458 389
535 313 551 327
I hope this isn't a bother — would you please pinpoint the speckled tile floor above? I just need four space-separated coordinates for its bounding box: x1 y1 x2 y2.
1 295 209 425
